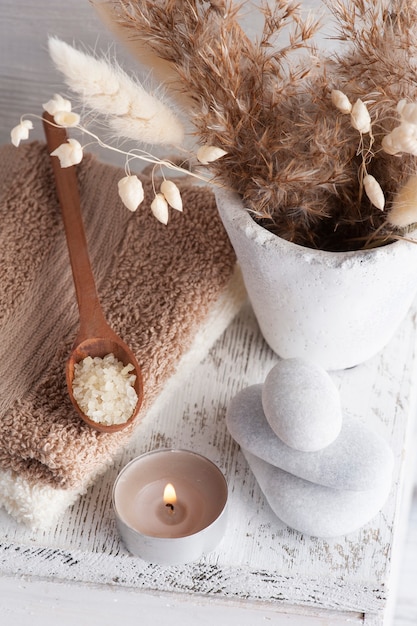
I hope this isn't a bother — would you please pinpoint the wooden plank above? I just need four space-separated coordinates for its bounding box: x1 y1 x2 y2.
1 2 417 623
0 302 416 624
392 458 417 626
0 575 364 626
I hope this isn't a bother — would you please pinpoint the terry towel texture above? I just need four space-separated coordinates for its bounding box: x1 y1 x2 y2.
0 141 244 527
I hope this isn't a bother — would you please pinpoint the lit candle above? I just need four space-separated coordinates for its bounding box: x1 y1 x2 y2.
112 449 228 565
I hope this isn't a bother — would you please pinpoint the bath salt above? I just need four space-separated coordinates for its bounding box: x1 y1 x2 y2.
72 353 138 425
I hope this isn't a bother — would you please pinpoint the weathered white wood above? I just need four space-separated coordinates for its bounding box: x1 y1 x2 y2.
0 301 416 625
384 420 417 626
1 2 417 625
0 576 363 626
393 484 417 626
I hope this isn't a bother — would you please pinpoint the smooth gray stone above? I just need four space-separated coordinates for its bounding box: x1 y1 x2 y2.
243 450 392 538
262 358 342 451
226 385 394 491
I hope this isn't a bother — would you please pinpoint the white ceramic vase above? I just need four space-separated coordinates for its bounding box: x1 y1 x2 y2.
215 188 417 370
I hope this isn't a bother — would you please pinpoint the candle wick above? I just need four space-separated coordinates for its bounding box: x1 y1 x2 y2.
165 503 175 513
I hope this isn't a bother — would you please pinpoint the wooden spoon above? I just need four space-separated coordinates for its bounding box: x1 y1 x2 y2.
43 112 143 433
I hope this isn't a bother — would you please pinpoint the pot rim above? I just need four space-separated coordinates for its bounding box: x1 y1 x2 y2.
214 187 417 260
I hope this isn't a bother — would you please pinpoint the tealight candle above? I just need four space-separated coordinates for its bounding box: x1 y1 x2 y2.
112 449 228 565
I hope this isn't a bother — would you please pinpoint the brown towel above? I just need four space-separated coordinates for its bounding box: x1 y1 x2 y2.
0 141 243 527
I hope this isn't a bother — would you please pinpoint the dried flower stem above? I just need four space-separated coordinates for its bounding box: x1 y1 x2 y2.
21 112 219 187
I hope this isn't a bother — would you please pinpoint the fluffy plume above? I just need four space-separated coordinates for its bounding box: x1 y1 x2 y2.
93 0 192 110
95 0 417 249
388 176 417 228
48 37 184 146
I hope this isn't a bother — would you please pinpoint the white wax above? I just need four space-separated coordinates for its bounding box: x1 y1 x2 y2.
112 449 228 564
125 477 206 537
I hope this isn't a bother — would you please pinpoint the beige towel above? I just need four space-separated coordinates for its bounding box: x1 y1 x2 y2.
0 141 244 527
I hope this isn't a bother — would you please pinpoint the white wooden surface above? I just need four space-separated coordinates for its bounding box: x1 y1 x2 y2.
1 1 417 625
0 301 417 625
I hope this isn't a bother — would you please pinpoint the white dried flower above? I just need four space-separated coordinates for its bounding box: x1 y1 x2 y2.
197 145 228 164
50 138 83 168
331 90 352 114
160 180 183 212
117 175 144 212
381 133 399 156
397 99 407 116
53 110 80 128
387 176 417 228
397 100 417 126
350 99 371 134
42 94 72 116
10 120 33 147
151 193 169 224
382 123 417 156
363 174 385 211
43 94 80 127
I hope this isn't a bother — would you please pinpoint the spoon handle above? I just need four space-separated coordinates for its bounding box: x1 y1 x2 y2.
43 113 109 340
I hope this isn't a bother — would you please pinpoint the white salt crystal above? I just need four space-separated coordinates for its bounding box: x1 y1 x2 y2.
72 353 138 426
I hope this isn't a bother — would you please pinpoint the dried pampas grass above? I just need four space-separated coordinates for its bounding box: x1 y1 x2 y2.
93 0 193 110
94 0 417 250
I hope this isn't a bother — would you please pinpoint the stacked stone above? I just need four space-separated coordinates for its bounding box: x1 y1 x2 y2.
226 359 394 537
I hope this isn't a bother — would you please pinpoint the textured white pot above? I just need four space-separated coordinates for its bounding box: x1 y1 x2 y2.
216 188 417 370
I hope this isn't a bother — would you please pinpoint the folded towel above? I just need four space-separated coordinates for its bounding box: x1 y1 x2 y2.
0 141 245 528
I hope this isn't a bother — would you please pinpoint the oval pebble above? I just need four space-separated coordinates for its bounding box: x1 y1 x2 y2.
243 450 392 538
226 384 394 491
262 358 342 451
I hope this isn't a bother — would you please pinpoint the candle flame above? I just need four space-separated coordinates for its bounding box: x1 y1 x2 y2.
163 482 177 506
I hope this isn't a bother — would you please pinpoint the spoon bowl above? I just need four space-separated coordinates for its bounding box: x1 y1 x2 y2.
66 333 143 434
43 112 143 432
